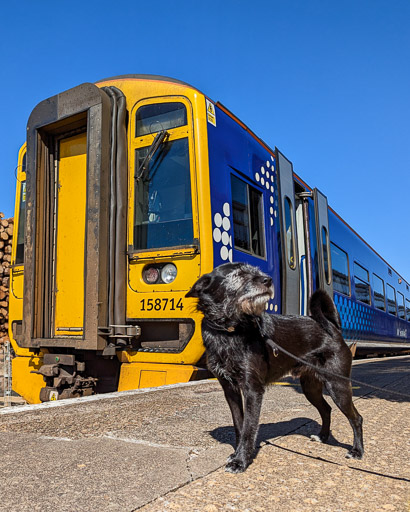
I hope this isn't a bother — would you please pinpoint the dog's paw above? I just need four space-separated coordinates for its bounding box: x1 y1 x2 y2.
310 433 328 443
346 449 363 460
310 434 323 443
225 458 247 473
226 453 236 464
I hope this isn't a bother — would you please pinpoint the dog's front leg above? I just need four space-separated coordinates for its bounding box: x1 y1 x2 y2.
225 386 264 473
218 377 244 450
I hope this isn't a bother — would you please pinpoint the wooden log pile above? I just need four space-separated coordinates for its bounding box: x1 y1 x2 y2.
0 213 13 346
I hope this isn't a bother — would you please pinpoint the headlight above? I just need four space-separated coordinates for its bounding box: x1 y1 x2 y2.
161 263 177 284
143 266 160 284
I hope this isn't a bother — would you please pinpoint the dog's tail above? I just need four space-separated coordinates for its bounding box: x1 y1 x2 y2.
309 290 341 335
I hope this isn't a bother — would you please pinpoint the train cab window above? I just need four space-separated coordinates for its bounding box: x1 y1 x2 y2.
231 175 265 258
354 262 371 305
133 101 194 251
386 284 397 316
406 299 410 322
134 138 193 250
397 292 405 320
15 179 26 265
330 243 350 295
13 151 27 265
373 274 386 311
136 102 187 136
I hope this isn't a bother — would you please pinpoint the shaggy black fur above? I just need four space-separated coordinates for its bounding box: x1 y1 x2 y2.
186 262 364 473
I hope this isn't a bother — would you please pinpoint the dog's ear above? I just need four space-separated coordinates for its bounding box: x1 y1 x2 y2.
185 274 212 298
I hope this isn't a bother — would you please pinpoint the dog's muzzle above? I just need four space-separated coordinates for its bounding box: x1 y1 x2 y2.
240 290 273 315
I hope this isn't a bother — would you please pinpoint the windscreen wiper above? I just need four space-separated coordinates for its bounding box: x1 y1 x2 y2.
135 130 169 181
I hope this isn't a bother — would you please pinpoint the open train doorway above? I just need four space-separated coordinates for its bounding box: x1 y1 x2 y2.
276 148 333 316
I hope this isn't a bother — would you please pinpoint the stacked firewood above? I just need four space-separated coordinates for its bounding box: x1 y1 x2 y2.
0 213 13 346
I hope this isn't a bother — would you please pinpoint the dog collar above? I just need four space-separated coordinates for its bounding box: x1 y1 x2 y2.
204 319 236 333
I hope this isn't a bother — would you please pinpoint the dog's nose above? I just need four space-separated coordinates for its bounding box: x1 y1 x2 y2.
263 276 272 287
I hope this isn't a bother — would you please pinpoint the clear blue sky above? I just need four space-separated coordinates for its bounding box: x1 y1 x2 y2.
1 1 409 278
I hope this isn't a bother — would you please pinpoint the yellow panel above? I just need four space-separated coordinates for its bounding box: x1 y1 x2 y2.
118 362 201 391
12 356 44 404
9 144 35 357
139 370 166 388
11 267 24 300
54 133 87 336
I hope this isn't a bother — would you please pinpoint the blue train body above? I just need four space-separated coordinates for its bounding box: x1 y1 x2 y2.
207 103 282 314
329 210 409 348
206 101 409 355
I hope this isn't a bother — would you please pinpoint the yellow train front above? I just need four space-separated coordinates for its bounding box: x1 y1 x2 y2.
10 75 216 403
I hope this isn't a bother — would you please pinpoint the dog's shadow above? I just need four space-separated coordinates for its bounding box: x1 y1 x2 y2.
209 418 351 452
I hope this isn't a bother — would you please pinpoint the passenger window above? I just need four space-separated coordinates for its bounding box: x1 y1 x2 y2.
249 187 265 257
322 227 331 284
231 175 265 258
406 299 410 322
397 292 405 320
373 274 386 311
330 243 350 295
386 284 397 316
284 196 296 269
136 102 187 136
354 262 371 305
354 262 369 282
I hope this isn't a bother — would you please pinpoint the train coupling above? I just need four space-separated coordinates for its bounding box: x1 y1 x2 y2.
31 354 98 402
99 324 142 356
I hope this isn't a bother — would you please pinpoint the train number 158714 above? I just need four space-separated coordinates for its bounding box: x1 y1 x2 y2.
139 298 184 312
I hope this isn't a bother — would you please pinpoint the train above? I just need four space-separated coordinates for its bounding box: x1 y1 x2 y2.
9 74 410 404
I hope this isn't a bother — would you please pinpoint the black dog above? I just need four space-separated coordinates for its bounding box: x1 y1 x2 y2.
186 262 364 473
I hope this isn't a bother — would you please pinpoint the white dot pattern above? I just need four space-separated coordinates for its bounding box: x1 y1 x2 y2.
222 231 230 245
253 156 278 232
213 227 222 243
248 155 278 314
220 245 229 261
212 202 233 262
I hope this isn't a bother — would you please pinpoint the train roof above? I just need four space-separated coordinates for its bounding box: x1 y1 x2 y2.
95 74 201 91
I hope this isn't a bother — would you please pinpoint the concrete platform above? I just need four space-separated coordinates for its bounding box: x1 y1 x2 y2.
0 356 409 512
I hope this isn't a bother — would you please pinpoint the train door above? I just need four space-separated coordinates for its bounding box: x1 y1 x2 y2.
275 149 333 315
53 133 87 337
312 188 333 297
21 83 122 352
276 150 300 314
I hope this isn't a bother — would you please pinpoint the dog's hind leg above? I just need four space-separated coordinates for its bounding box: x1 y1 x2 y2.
218 377 244 449
225 386 264 473
300 373 332 443
324 377 364 459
